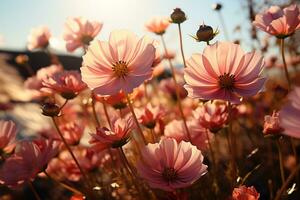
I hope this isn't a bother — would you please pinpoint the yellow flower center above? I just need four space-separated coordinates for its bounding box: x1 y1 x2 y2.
112 61 128 78
218 73 235 91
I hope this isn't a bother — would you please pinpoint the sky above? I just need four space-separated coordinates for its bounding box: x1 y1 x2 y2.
0 0 253 58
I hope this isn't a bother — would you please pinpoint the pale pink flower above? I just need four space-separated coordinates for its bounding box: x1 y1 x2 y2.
42 70 87 99
0 139 58 188
59 122 84 145
145 17 170 35
164 119 212 151
27 26 51 50
160 71 188 100
193 101 228 133
232 185 260 200
279 87 300 138
81 30 156 95
93 90 128 110
136 137 207 191
63 17 103 52
24 64 62 99
253 4 300 38
46 147 106 182
89 115 135 151
0 120 17 153
184 41 265 103
263 111 283 135
135 103 165 129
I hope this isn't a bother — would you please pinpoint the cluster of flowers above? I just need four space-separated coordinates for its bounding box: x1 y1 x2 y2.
1 2 300 200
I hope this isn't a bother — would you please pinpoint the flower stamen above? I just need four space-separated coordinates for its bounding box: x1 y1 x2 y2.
112 61 128 78
218 73 235 91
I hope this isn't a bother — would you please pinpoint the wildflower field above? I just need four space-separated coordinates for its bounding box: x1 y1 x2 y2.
0 0 300 199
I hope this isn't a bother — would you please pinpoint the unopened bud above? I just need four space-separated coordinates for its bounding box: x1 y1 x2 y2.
194 24 218 43
212 3 222 11
42 103 60 117
170 8 186 24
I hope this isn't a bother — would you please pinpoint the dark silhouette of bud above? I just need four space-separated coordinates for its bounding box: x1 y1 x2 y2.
61 91 77 100
193 24 218 44
170 8 186 24
212 3 222 11
42 103 60 117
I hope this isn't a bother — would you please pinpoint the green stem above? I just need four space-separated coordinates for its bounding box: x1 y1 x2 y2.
91 97 101 127
177 24 187 68
28 182 41 200
280 38 291 90
274 163 300 200
51 117 89 186
102 101 112 129
160 35 192 142
44 170 83 195
126 94 147 145
276 139 285 185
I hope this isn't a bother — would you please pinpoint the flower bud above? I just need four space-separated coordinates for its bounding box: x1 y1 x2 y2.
195 24 218 43
42 103 60 117
170 8 186 24
212 3 222 11
61 91 77 100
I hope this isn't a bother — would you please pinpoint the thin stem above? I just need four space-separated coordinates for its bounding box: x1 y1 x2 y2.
227 102 238 182
118 147 144 197
240 164 261 185
59 99 68 111
118 147 134 176
51 117 89 186
92 98 101 127
206 129 219 195
126 94 147 145
275 163 300 200
102 101 112 129
177 24 187 68
44 170 83 195
276 139 285 184
160 35 192 141
28 182 41 200
280 38 291 90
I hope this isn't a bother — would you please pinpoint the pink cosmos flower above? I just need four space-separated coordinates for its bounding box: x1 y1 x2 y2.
136 137 207 191
164 119 212 151
47 147 107 182
253 4 300 38
263 111 283 135
279 87 300 138
24 64 63 99
27 26 51 50
89 115 135 151
42 70 87 99
0 139 58 188
232 185 260 200
145 17 170 35
59 122 84 145
184 41 265 104
160 71 188 101
81 30 156 95
93 90 128 110
0 120 17 153
63 17 103 52
135 103 165 129
193 101 228 133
